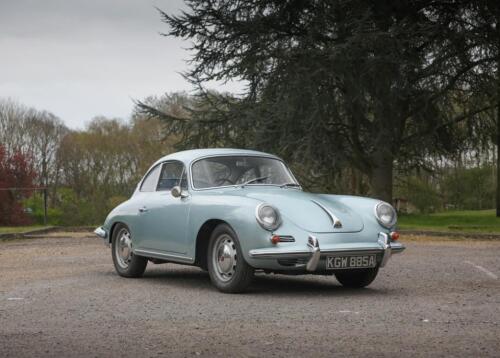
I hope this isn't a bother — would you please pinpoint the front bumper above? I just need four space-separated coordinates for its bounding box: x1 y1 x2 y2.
94 226 108 241
248 232 404 271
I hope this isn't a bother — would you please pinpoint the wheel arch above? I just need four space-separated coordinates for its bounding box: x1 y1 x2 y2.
108 221 126 244
194 219 231 270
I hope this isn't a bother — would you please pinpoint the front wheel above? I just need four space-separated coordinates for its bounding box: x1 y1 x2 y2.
207 224 254 293
111 224 148 278
335 268 379 288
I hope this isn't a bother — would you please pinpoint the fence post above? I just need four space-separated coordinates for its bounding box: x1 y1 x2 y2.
43 188 48 225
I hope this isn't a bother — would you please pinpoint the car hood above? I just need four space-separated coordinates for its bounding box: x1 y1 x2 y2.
227 187 364 233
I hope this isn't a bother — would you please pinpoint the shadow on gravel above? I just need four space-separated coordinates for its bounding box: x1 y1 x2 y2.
140 268 213 290
136 266 383 296
249 274 383 296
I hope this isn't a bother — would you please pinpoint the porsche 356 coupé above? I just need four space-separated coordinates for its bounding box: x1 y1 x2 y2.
95 149 404 293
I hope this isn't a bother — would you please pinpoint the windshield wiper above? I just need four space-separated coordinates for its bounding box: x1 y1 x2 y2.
280 182 301 188
241 176 269 188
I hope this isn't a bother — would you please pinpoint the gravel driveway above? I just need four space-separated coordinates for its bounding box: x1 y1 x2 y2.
1 235 499 357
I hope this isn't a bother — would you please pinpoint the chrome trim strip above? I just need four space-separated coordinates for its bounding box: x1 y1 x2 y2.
249 247 387 259
249 249 311 258
133 249 194 264
310 200 342 229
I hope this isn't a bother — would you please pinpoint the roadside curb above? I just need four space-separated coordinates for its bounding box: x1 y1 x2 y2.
0 226 95 240
400 229 500 240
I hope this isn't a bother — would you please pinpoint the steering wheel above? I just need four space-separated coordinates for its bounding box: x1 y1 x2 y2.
215 177 235 185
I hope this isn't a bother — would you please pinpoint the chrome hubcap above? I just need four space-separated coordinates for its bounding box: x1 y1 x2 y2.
115 228 132 269
212 234 237 282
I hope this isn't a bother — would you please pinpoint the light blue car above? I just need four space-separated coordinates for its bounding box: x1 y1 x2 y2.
95 148 404 293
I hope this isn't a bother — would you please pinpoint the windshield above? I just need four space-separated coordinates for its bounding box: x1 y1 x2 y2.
191 156 299 189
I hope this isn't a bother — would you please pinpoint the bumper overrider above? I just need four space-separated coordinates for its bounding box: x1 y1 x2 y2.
94 227 108 241
249 232 404 271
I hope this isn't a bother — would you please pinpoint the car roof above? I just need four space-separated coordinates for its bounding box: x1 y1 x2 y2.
152 148 281 166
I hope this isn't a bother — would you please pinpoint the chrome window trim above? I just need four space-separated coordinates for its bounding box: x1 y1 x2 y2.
188 154 300 191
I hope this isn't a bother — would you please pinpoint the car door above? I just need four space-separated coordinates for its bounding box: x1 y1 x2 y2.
131 162 162 250
140 160 191 255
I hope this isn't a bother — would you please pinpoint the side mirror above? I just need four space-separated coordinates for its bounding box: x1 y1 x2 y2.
171 185 188 199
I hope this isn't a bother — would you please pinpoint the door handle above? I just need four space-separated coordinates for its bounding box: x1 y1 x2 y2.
138 206 148 213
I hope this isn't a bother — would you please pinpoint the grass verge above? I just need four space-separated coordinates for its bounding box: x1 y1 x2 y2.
398 209 500 234
0 226 51 234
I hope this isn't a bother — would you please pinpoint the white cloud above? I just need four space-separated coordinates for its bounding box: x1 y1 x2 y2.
0 0 243 128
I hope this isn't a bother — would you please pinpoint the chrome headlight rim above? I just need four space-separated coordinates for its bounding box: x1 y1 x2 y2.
374 201 397 228
255 203 281 231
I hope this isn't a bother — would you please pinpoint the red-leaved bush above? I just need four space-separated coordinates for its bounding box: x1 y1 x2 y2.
0 145 37 225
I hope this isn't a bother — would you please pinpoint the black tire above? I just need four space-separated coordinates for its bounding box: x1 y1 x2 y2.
335 267 379 288
111 223 148 278
207 224 254 293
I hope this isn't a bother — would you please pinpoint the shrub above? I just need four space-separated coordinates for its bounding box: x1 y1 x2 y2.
0 145 37 225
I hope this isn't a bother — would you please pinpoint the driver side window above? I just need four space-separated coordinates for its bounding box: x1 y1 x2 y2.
157 161 187 191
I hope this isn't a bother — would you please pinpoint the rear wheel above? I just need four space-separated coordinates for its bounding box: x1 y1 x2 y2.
111 224 147 278
335 268 379 288
207 224 254 293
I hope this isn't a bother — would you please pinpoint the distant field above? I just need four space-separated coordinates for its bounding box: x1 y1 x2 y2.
0 226 50 234
398 209 500 233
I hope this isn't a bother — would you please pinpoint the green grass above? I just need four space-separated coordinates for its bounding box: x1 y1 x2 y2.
398 209 500 233
0 225 51 234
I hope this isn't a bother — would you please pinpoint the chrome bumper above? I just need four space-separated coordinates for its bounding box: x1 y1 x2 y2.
94 226 107 240
248 232 404 271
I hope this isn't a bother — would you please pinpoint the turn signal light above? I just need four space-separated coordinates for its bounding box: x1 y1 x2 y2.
390 232 400 241
270 235 281 245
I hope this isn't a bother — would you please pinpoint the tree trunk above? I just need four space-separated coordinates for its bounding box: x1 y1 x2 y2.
497 14 500 217
496 76 500 216
370 152 394 204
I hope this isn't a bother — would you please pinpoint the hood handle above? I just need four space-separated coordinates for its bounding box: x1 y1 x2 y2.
311 200 343 229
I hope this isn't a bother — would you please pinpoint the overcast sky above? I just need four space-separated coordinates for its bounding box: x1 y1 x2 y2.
0 0 242 128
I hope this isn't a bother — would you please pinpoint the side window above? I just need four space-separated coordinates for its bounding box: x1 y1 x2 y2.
140 164 162 192
157 161 185 191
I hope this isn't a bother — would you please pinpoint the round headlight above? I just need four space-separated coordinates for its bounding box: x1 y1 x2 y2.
375 202 397 228
256 203 281 231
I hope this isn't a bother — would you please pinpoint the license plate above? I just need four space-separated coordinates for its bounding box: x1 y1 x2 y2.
326 255 376 270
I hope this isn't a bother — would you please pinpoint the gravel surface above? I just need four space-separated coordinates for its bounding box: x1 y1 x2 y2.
1 235 499 357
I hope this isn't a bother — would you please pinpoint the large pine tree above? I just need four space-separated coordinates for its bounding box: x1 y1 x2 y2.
141 0 498 202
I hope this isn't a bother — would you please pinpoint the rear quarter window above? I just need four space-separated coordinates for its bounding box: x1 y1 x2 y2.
140 164 162 192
